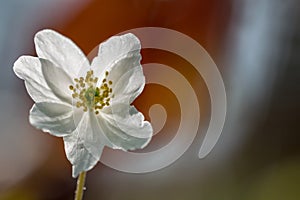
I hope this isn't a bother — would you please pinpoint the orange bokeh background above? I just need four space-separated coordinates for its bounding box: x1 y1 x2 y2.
1 0 299 200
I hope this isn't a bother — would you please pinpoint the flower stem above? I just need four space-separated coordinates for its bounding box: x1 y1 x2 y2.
74 171 87 200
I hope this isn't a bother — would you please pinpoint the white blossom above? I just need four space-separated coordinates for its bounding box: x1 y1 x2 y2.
13 29 153 177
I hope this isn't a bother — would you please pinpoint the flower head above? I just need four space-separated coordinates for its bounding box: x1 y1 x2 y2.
13 29 153 177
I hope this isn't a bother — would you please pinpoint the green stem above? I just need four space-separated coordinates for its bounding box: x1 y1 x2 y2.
74 171 87 200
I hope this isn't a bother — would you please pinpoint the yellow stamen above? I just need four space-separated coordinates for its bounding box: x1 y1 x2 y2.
69 69 114 113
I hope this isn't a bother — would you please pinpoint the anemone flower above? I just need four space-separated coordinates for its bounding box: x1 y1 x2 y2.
13 29 153 181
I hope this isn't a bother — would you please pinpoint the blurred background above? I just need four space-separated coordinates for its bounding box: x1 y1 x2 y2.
0 0 299 199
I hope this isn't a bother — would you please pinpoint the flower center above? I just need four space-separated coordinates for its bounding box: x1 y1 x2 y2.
69 70 113 115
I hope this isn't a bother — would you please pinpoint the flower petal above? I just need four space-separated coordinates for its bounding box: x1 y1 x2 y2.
107 55 145 104
63 133 100 178
13 56 60 103
91 33 141 79
99 104 153 151
29 102 75 136
63 113 110 177
84 112 114 159
34 29 89 78
40 59 73 104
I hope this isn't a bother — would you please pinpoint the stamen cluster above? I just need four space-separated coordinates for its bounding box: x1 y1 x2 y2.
69 70 113 115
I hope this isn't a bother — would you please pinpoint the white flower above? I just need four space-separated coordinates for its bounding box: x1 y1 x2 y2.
13 29 153 177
